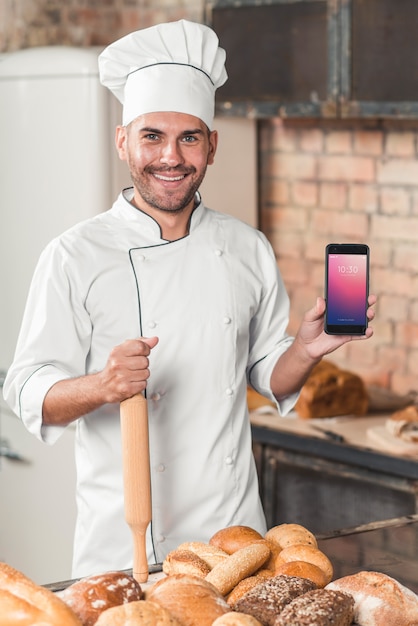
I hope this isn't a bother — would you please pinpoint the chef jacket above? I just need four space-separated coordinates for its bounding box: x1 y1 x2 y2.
3 189 297 578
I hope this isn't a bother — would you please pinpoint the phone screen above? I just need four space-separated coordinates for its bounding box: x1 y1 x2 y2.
325 244 369 335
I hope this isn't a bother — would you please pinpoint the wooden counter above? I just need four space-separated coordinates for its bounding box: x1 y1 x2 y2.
251 409 418 533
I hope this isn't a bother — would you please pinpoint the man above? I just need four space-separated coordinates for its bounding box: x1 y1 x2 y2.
3 20 375 578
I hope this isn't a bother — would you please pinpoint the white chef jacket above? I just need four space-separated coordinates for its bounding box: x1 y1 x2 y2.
3 189 297 578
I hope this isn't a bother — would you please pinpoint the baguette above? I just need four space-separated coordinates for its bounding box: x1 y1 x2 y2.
205 541 271 596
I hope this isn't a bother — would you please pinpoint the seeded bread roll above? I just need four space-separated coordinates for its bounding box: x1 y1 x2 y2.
205 541 271 596
209 525 264 554
275 544 333 585
233 574 317 626
273 588 354 626
57 571 143 626
147 573 230 626
213 611 264 625
0 561 82 626
163 549 211 578
265 524 317 550
274 561 328 588
327 570 418 626
176 541 229 568
95 599 182 626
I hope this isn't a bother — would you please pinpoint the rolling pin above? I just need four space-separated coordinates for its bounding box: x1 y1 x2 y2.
120 393 151 583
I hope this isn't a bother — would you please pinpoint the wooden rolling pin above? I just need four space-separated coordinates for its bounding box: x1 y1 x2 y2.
120 393 151 583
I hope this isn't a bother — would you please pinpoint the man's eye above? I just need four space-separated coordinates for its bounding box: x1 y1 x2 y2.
145 133 159 141
182 135 197 143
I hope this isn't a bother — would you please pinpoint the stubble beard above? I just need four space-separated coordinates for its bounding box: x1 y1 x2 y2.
131 165 207 215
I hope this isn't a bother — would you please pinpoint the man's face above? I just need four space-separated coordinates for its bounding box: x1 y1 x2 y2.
116 111 218 216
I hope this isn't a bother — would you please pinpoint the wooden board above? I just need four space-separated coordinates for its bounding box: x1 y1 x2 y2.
367 426 418 458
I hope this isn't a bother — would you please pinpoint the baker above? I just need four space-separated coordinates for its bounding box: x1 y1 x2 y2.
3 19 376 578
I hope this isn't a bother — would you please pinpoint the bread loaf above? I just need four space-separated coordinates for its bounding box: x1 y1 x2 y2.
57 570 143 626
226 570 273 605
176 541 229 568
326 570 418 626
205 541 271 596
265 524 318 550
210 525 264 554
273 588 354 626
0 561 82 626
275 544 333 585
94 599 183 625
295 360 368 418
163 549 211 578
147 573 230 626
273 561 328 588
386 405 418 442
233 574 317 625
213 611 264 625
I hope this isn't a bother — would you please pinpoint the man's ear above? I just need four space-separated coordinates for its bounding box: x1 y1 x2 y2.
207 129 218 165
115 125 127 161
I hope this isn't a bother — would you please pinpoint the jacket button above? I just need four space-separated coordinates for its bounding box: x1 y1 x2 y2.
225 456 233 465
157 464 165 472
151 392 161 401
215 249 223 256
223 316 231 324
148 321 157 329
225 388 233 396
157 535 166 543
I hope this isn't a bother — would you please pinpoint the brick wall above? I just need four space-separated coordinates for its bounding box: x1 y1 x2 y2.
259 118 418 394
2 1 418 396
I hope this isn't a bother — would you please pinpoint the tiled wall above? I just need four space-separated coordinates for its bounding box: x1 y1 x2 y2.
3 1 418 396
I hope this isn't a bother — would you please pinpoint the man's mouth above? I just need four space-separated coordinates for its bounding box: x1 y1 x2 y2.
154 173 186 182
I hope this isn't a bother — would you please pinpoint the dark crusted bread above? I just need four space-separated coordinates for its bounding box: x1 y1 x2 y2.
233 575 316 626
57 571 143 626
273 588 354 626
295 360 368 419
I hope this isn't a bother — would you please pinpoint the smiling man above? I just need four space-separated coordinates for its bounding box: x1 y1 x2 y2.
3 20 375 579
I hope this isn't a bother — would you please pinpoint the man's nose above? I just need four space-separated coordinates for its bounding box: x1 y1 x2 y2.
159 140 184 166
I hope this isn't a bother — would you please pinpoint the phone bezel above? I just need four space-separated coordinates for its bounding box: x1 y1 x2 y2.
324 243 370 336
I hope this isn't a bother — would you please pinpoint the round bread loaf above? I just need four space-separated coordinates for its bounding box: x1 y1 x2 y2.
326 570 418 626
265 524 317 550
147 573 230 626
176 541 229 568
209 525 264 554
95 599 182 625
205 541 271 596
0 561 82 626
274 560 328 588
226 570 273 605
213 611 264 625
163 549 211 578
57 570 143 626
274 588 354 626
275 544 333 584
233 574 317 625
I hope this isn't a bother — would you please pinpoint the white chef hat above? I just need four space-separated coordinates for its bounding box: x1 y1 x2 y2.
98 19 227 129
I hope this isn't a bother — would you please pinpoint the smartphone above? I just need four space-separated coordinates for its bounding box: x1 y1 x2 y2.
324 243 370 335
